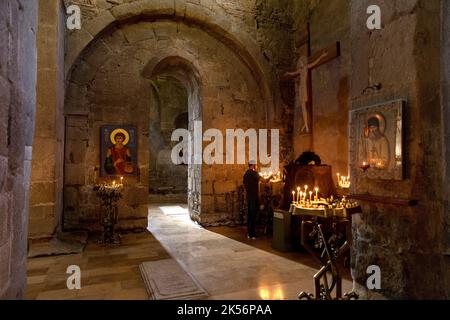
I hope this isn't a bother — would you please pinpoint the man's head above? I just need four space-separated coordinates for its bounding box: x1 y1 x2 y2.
248 160 257 171
114 133 126 144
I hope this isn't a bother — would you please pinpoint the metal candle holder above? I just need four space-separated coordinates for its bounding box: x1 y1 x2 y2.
94 182 123 245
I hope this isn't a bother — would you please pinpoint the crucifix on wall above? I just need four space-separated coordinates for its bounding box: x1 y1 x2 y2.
281 24 341 151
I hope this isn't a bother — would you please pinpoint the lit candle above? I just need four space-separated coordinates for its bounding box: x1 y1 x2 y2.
309 191 312 202
120 177 124 184
315 187 319 200
297 187 301 202
300 192 303 204
113 180 116 186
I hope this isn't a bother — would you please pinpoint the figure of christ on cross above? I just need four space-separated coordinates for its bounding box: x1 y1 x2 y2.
283 52 329 134
281 41 341 151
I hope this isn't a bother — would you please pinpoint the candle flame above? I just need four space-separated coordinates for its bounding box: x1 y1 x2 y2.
259 288 270 300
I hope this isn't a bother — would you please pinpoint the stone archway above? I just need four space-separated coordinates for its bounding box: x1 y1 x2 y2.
64 17 268 228
64 0 274 124
144 56 203 222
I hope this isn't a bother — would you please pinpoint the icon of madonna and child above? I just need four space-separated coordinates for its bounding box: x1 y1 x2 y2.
101 126 138 177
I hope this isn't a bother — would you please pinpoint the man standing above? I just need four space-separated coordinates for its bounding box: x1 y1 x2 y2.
243 160 272 239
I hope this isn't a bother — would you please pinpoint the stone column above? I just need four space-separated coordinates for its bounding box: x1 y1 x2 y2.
0 0 39 299
29 0 66 239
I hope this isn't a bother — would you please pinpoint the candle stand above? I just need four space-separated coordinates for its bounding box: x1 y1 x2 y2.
290 202 361 300
94 183 123 245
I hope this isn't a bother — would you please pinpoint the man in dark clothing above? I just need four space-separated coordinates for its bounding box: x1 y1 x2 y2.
243 161 272 239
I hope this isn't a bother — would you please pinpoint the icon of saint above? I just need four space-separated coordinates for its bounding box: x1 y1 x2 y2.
359 115 390 169
104 129 134 175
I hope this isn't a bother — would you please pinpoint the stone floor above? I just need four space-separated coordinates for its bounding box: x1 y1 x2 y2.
26 203 353 300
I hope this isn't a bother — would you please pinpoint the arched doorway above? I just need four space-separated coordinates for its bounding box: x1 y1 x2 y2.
148 76 189 201
63 18 268 230
144 56 203 222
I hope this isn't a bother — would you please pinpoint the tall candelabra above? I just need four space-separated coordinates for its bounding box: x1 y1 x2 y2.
94 181 123 244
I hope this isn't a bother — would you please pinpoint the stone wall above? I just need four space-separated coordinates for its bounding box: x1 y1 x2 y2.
0 0 38 299
252 0 351 176
29 0 66 239
438 0 450 296
63 0 304 160
441 0 450 257
149 76 188 196
274 0 449 299
302 0 350 177
64 19 266 229
349 0 449 299
48 0 280 230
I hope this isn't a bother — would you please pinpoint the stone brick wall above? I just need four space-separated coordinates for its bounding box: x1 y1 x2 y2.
277 0 449 299
64 19 266 229
438 0 450 297
247 0 351 176
18 0 450 299
0 0 38 299
29 0 66 239
37 0 287 230
349 0 449 299
59 0 354 228
297 0 351 177
149 76 189 196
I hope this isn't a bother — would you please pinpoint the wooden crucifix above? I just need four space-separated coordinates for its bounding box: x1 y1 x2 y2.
282 24 341 151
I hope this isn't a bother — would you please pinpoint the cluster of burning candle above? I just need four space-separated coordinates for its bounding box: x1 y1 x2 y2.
292 185 320 206
108 177 124 189
259 171 282 183
336 173 351 189
360 159 386 171
291 187 359 210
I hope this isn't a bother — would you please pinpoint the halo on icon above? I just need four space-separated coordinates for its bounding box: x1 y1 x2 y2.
110 128 130 146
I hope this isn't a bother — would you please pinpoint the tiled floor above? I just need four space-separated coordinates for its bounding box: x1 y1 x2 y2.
26 203 353 300
26 232 170 300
